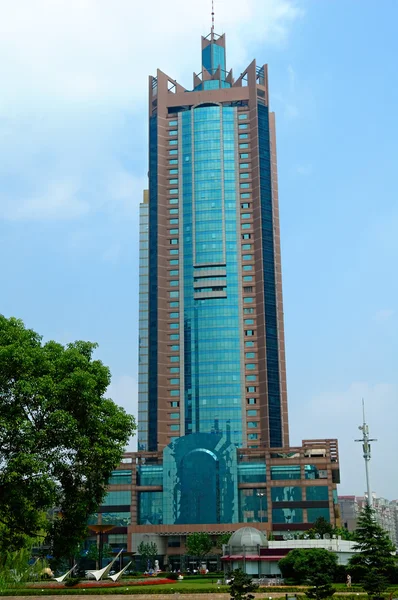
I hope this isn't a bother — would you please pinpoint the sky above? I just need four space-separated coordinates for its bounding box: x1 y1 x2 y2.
0 0 397 499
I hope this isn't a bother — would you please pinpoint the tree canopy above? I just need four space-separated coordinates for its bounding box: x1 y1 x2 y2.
278 548 338 584
348 504 397 594
186 532 213 561
0 315 136 559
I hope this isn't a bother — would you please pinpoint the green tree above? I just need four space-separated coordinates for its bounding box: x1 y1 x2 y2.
305 572 336 600
186 532 213 564
278 548 338 584
216 533 232 550
0 315 136 560
86 543 113 568
229 568 258 600
348 504 397 594
137 541 158 569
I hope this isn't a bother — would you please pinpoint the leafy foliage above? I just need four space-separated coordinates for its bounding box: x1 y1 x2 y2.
349 504 397 593
228 568 258 600
186 532 213 560
0 315 136 559
216 533 232 550
279 548 338 584
137 541 158 568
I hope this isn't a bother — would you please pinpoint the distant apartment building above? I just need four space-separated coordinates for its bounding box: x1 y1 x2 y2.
338 494 398 548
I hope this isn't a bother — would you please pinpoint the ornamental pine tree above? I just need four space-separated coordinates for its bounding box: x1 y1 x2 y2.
348 503 397 596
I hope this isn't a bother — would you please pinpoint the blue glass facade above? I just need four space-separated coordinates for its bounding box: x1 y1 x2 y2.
258 103 283 448
148 115 158 451
179 105 244 446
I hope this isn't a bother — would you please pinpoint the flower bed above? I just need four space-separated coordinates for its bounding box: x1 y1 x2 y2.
28 578 175 589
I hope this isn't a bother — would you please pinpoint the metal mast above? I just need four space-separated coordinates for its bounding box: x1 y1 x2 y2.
355 399 377 507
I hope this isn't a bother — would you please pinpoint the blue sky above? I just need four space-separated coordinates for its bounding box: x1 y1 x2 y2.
1 0 397 499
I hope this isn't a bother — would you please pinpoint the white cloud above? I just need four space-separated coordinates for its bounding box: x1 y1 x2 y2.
0 178 89 220
290 382 398 499
107 374 138 451
0 0 302 221
0 0 302 111
374 309 394 323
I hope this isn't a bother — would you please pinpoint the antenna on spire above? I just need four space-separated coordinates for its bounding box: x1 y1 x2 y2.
211 0 215 37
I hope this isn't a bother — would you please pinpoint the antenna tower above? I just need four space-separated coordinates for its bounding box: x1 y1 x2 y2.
355 399 377 507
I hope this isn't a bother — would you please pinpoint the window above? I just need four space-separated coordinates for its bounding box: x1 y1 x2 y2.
239 133 248 139
170 334 179 341
271 486 302 502
101 490 131 506
241 193 250 199
306 486 329 501
241 213 250 219
170 219 178 225
170 259 179 265
170 367 179 373
170 229 179 235
169 169 178 174
237 463 266 484
246 386 256 393
171 401 179 407
169 180 178 186
240 183 250 189
244 286 253 292
169 120 178 126
169 208 178 214
239 124 249 130
169 188 178 194
169 140 178 145
240 173 249 179
245 341 254 347
242 223 251 229
242 233 251 240
244 319 254 325
239 143 249 149
272 509 303 524
169 323 179 329
169 159 178 165
245 330 254 336
108 470 132 485
246 352 255 359
244 297 253 303
170 424 180 431
243 255 252 261
170 270 178 276
248 409 257 416
248 433 258 440
170 239 178 245
169 130 178 136
137 466 163 487
169 199 178 205
307 508 330 523
271 466 301 480
170 412 179 418
246 374 256 381
169 149 178 155
169 291 179 298
240 163 249 169
244 307 254 313
248 421 258 428
240 153 249 159
169 312 179 318
243 265 253 270
238 114 248 120
170 356 179 362
170 390 179 397
247 398 256 404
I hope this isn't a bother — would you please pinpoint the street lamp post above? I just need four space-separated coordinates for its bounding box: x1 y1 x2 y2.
88 524 115 568
256 491 266 526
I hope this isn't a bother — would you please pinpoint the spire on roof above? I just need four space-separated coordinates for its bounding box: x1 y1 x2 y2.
211 0 215 39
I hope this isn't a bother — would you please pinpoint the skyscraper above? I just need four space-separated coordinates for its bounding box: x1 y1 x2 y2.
138 30 289 453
